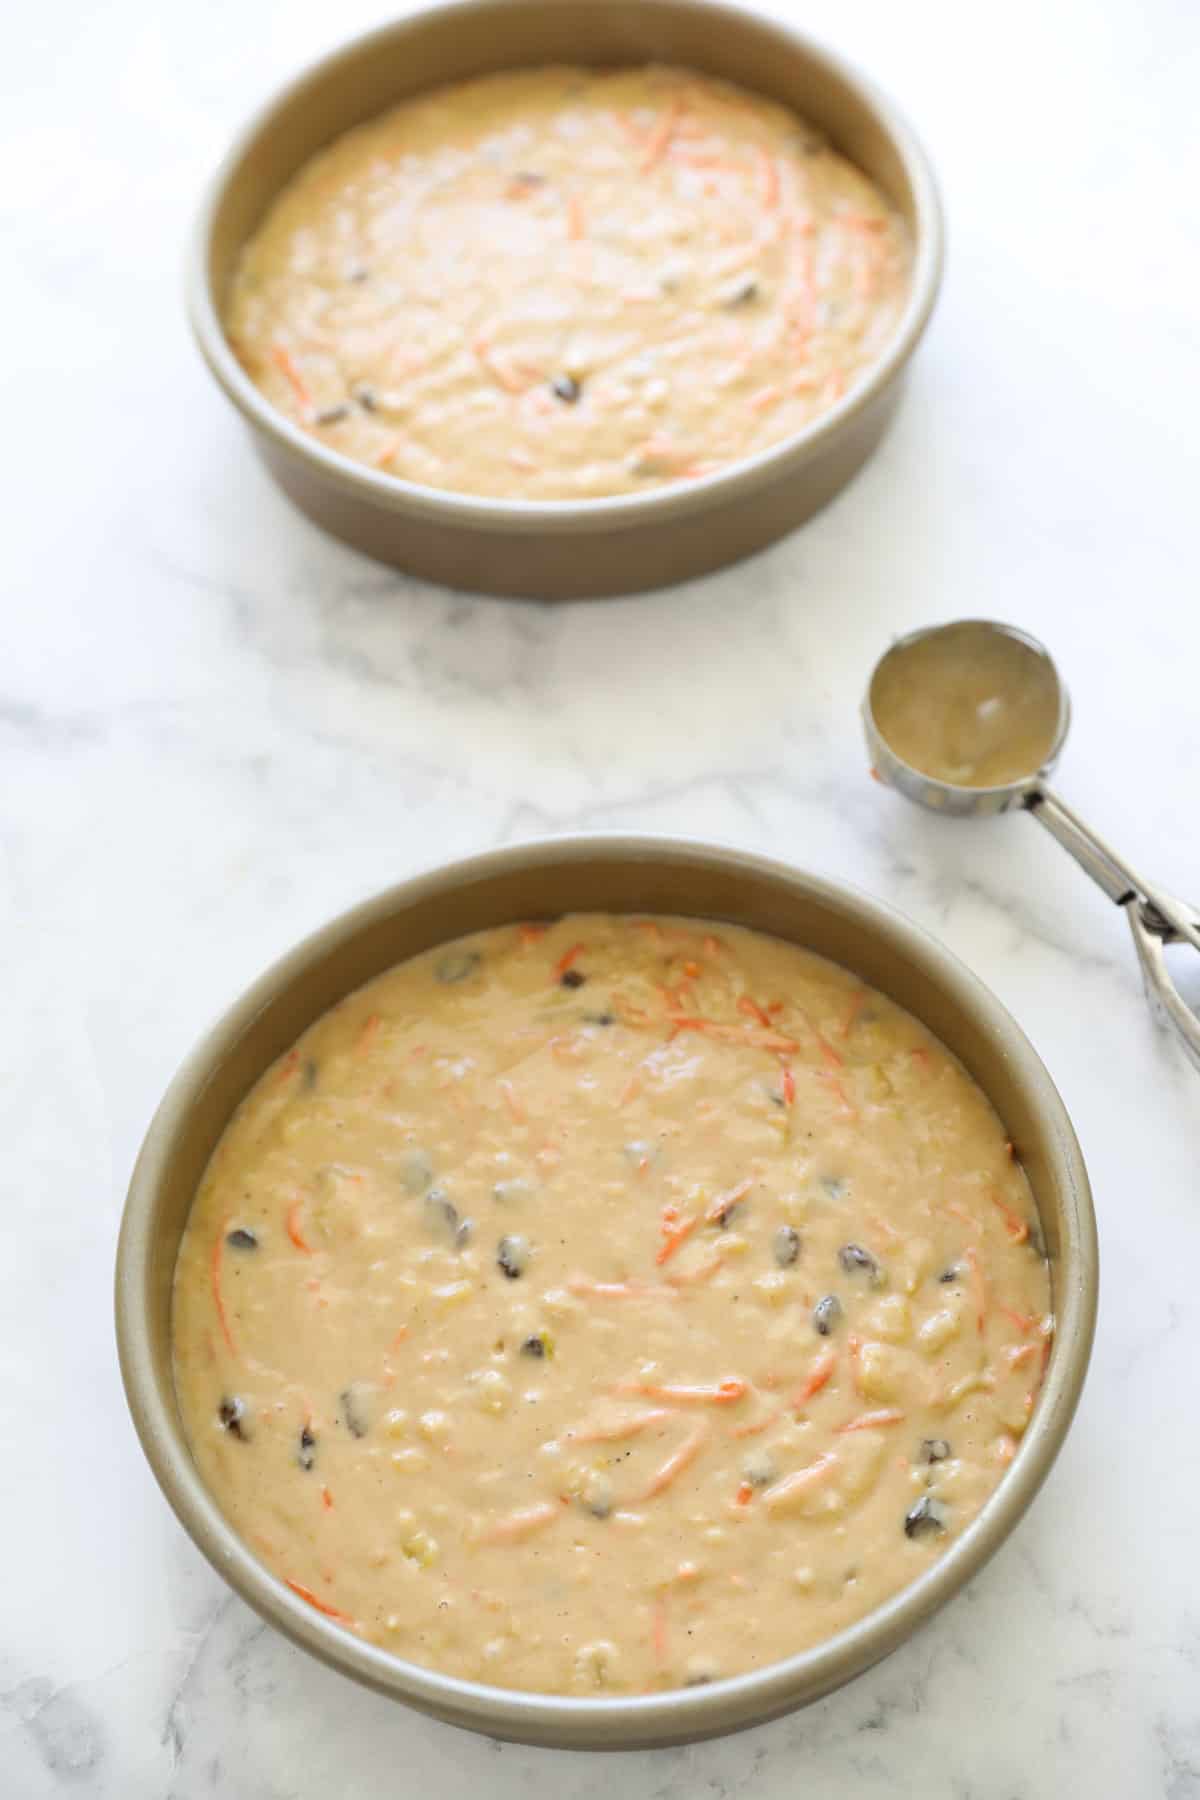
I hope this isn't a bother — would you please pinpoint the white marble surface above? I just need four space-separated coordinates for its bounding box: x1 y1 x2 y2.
4 0 1200 1790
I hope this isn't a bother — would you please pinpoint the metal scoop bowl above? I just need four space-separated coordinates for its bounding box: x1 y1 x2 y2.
863 619 1200 1070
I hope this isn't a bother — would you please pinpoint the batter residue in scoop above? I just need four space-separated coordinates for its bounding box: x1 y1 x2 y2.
870 623 1064 789
173 913 1050 1696
226 66 911 499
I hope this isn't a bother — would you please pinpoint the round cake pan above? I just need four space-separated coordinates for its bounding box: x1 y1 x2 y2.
116 837 1095 1749
187 0 943 599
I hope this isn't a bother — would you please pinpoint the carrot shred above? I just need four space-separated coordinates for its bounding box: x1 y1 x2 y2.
472 336 525 394
567 1275 679 1301
758 148 781 208
762 1452 837 1513
734 1480 755 1507
655 1210 699 1265
946 1201 982 1235
731 1407 780 1438
668 1015 800 1055
270 344 313 415
846 1333 865 1397
498 1078 526 1124
793 1347 837 1407
210 1227 237 1357
837 1408 905 1433
737 995 772 1028
652 1593 669 1662
666 1251 726 1288
480 1501 559 1544
990 1190 1030 1243
370 435 401 469
286 1199 313 1255
780 1064 796 1106
998 1306 1037 1334
821 1072 858 1121
355 1013 380 1057
618 1377 747 1406
321 1486 334 1510
640 97 683 172
573 1408 674 1444
518 921 549 946
553 942 586 979
705 1177 754 1225
831 993 865 1046
1005 1343 1039 1370
965 1245 988 1333
273 1048 300 1087
285 1578 353 1625
640 1421 708 1499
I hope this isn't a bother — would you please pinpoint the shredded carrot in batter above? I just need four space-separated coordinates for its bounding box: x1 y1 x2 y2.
286 1199 313 1255
618 1377 747 1406
568 1275 679 1301
481 1501 559 1544
652 1593 669 1662
498 1078 526 1124
990 1190 1030 1243
553 942 586 979
574 1408 675 1443
762 1452 837 1512
821 1072 858 1121
666 1251 727 1288
210 1227 237 1357
838 989 867 1038
270 344 312 414
965 1245 989 1333
655 1209 699 1265
793 1347 837 1406
472 336 525 394
668 1016 800 1055
640 1422 708 1499
758 148 781 208
846 1333 865 1396
837 1408 905 1433
640 97 683 172
705 1177 754 1225
285 1578 354 1625
731 1407 781 1438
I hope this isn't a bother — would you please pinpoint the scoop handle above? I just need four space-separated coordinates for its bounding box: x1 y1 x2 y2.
1027 782 1200 1069
1026 784 1200 950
